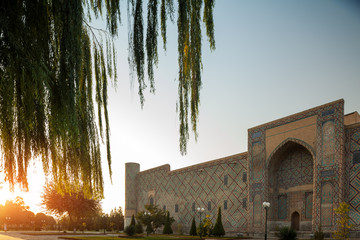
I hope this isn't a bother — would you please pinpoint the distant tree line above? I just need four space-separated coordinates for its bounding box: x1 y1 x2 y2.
0 184 125 232
0 197 56 231
56 207 124 232
41 183 124 232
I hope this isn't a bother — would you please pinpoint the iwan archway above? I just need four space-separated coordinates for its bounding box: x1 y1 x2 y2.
267 139 315 231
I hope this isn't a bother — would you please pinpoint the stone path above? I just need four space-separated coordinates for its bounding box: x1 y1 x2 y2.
0 232 63 240
0 231 118 240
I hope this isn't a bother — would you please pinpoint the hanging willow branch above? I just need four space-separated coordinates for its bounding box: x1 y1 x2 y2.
128 0 215 154
0 0 215 196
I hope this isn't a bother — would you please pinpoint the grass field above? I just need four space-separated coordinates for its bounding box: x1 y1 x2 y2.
59 234 246 240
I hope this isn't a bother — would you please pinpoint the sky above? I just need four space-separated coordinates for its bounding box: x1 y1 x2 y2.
1 0 360 215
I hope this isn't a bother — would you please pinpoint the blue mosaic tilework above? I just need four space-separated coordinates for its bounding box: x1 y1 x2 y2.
248 99 344 231
278 195 287 219
322 120 335 166
347 126 360 228
321 183 333 226
277 148 313 188
305 192 313 219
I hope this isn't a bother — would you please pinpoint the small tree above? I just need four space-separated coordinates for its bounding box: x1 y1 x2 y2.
163 211 173 234
190 217 197 236
146 219 153 235
135 222 143 234
137 205 174 233
198 214 213 237
212 206 225 237
333 202 353 240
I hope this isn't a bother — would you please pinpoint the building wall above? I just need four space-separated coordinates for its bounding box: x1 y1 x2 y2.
248 99 345 232
136 153 248 234
346 123 360 230
125 162 140 227
125 99 360 234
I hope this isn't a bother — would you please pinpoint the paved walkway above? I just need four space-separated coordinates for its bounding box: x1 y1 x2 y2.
0 231 118 240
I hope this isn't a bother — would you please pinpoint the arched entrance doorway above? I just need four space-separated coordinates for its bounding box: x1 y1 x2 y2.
267 140 314 231
291 212 300 231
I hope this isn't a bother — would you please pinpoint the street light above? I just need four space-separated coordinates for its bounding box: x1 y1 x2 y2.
197 207 205 239
262 202 270 240
144 211 151 236
5 217 10 232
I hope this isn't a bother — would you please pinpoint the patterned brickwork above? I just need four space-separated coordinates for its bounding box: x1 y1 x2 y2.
305 192 313 219
248 99 345 231
136 154 248 233
277 148 313 188
126 99 359 233
346 125 360 229
278 195 287 219
321 183 333 226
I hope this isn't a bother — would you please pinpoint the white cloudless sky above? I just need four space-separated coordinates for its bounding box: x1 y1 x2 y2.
2 0 359 215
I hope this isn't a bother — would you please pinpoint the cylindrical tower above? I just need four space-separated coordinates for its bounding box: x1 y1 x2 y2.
125 162 140 227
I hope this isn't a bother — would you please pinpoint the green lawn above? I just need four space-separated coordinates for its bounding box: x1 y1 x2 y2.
60 234 246 240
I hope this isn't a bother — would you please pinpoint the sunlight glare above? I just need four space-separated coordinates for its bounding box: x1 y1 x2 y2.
0 162 46 214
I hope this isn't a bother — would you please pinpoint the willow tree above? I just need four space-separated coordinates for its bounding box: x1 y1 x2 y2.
0 0 215 197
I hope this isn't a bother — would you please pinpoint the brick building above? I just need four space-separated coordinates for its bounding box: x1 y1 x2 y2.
125 99 360 234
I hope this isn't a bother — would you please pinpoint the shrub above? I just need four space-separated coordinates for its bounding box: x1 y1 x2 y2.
190 217 197 236
135 222 143 234
333 202 353 240
197 214 213 237
313 225 324 240
212 206 225 237
124 225 136 236
276 226 297 240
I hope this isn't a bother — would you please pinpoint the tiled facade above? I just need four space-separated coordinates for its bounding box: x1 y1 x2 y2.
125 99 360 234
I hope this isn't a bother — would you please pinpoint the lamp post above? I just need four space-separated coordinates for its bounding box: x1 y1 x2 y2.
197 207 205 239
144 211 151 236
5 216 10 232
102 215 106 235
262 202 270 240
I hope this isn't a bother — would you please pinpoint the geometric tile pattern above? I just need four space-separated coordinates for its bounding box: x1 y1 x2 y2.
278 195 287 219
248 99 345 232
277 148 313 188
267 143 313 224
136 154 248 234
305 192 313 219
127 99 360 233
347 126 360 229
322 120 335 166
320 183 333 226
253 194 262 227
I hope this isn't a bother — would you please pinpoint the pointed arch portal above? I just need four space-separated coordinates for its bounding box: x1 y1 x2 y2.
267 139 314 231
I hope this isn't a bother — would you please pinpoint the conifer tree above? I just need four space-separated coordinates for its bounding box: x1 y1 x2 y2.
130 214 136 226
190 217 197 236
163 211 173 234
146 219 154 235
212 206 225 237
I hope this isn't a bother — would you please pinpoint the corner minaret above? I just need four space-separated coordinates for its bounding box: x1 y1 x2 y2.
124 162 140 227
